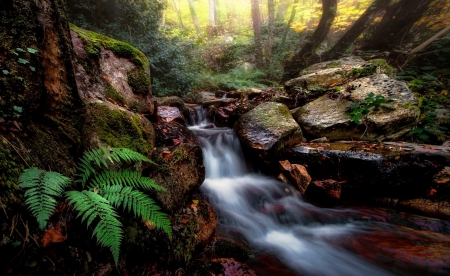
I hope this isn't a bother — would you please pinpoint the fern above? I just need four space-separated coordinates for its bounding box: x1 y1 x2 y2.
19 147 171 266
100 185 172 239
66 190 123 264
87 169 166 191
19 168 71 230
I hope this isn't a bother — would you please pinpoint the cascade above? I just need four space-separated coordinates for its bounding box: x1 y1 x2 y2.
188 107 445 275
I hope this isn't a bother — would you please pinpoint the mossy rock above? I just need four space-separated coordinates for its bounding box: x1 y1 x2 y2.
127 67 151 95
83 102 154 155
70 24 149 69
104 82 125 104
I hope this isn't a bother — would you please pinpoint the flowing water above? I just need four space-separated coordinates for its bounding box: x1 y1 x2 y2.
188 107 448 275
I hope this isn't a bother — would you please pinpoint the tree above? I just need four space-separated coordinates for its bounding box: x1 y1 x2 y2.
188 0 201 36
321 0 391 61
281 0 338 82
266 0 275 67
251 0 264 67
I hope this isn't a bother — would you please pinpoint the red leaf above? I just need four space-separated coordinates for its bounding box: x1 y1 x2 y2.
41 229 66 248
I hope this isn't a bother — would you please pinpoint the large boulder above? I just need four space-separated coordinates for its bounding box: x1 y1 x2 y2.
71 25 154 115
150 143 205 212
293 74 419 141
234 102 303 159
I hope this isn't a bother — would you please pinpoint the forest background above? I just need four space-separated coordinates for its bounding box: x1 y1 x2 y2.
65 0 450 144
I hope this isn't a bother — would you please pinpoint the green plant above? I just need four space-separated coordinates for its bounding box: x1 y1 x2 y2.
347 92 392 124
19 147 171 265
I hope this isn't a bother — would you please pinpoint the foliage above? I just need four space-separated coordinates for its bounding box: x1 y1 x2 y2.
347 92 391 124
19 147 171 265
195 66 268 91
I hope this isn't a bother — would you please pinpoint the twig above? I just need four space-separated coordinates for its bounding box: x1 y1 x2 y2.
0 135 31 168
0 199 8 219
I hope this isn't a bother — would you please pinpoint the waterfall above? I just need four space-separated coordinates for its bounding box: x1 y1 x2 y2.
189 107 392 275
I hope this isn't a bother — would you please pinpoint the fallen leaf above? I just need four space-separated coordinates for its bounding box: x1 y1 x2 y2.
172 138 181 145
181 219 189 224
192 200 199 204
436 178 450 184
160 151 171 160
143 219 156 230
41 229 66 247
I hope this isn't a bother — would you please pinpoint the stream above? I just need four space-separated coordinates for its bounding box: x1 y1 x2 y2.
188 108 450 275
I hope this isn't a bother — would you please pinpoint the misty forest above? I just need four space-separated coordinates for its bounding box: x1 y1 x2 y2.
2 0 450 275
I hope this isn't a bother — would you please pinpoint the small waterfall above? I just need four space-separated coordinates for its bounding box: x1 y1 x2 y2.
189 107 391 275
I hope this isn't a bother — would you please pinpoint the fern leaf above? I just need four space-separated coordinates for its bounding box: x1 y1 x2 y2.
66 190 123 264
100 185 172 239
18 168 71 230
88 169 166 191
110 148 155 165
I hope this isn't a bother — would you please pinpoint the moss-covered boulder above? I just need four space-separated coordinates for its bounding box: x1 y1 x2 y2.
150 143 205 212
293 74 419 141
70 25 154 115
83 101 154 155
234 102 303 160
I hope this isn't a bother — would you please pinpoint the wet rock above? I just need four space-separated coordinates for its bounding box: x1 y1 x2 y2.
213 227 254 261
202 98 237 109
196 92 217 104
293 74 419 141
270 95 299 109
229 103 257 127
153 121 198 148
396 199 450 219
210 258 257 276
157 106 185 124
234 102 303 159
278 160 311 195
150 143 205 211
307 179 343 204
280 141 450 201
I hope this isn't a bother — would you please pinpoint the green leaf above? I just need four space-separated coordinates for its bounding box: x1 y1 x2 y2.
16 48 25 52
29 66 36 72
27 48 39 54
18 58 29 65
2 70 9 75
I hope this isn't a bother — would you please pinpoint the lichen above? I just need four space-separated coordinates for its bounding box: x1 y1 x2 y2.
86 103 152 154
69 24 149 69
127 67 150 94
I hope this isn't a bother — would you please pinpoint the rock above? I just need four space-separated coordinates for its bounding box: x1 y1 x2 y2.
270 95 299 109
397 199 450 219
153 121 198 148
71 26 154 115
284 56 367 91
154 96 185 110
202 98 237 109
280 141 450 201
196 91 217 104
293 74 419 141
278 160 311 195
213 227 254 261
234 102 303 159
156 106 185 124
150 143 205 211
210 258 257 276
229 103 257 127
308 179 343 203
83 101 154 155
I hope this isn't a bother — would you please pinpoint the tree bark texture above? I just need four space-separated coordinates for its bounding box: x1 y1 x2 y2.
321 0 391 61
0 0 84 210
361 0 433 51
251 0 264 67
281 0 337 83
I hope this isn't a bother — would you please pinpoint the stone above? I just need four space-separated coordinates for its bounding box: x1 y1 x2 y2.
308 179 343 202
202 98 237 109
278 160 311 195
195 91 217 104
234 102 303 159
156 106 185 124
153 121 198 148
150 143 205 211
293 74 419 141
154 96 185 110
397 199 450 219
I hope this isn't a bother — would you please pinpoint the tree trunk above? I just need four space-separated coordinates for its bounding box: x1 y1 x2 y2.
251 0 264 67
361 0 433 51
281 0 299 46
266 0 275 68
281 0 337 82
0 0 84 212
188 0 201 36
171 0 185 29
321 0 391 61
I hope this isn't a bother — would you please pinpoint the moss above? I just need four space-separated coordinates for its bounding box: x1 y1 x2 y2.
70 24 149 69
127 67 150 94
367 59 396 76
104 83 125 104
87 104 152 154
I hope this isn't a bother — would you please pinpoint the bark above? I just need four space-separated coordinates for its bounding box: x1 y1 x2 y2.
361 0 433 51
266 0 275 67
188 0 200 36
281 0 338 83
281 0 299 46
321 0 391 61
0 0 84 223
251 0 263 67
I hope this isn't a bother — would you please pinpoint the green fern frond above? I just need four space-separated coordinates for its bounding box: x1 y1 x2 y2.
66 190 123 264
100 185 172 239
88 169 166 191
18 168 71 230
109 148 155 165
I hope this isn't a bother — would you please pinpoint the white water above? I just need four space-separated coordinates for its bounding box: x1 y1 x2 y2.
189 107 392 276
